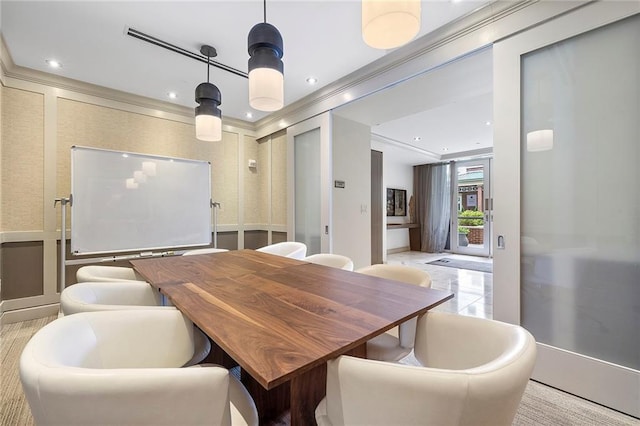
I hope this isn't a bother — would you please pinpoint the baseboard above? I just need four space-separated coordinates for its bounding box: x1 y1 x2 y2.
387 246 410 255
0 303 60 325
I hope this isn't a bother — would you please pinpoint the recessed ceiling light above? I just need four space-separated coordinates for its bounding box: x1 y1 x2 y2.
122 154 129 158
45 59 62 69
306 77 318 85
343 93 353 101
167 92 177 99
413 136 421 142
485 121 491 126
245 112 253 119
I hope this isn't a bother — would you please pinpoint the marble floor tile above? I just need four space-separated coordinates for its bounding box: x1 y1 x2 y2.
387 251 493 320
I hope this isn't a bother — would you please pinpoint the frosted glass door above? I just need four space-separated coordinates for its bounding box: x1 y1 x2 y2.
287 113 332 256
294 128 322 254
494 4 639 417
520 14 639 372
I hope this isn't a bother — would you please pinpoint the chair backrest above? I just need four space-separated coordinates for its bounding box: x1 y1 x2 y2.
182 248 229 256
19 310 236 425
414 311 537 425
303 253 354 271
256 241 307 259
318 315 536 426
356 264 431 287
60 281 167 316
76 265 143 283
356 264 432 347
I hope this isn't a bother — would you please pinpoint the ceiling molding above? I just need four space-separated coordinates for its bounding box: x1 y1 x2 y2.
254 0 587 139
441 147 493 160
253 0 530 138
0 35 255 132
371 133 441 161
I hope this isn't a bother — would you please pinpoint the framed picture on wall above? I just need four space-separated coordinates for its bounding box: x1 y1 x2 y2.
386 188 395 216
387 188 407 216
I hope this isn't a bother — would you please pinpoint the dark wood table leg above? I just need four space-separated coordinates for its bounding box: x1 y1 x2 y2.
289 344 367 426
205 338 239 369
241 370 291 424
290 363 327 426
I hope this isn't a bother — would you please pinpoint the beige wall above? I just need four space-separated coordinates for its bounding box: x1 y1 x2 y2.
0 66 287 319
55 98 240 226
257 138 269 225
270 131 287 227
243 134 261 225
1 87 44 232
0 83 3 234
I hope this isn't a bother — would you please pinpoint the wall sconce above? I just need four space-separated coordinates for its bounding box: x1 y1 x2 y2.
362 0 421 49
248 0 284 111
527 129 554 152
195 45 222 141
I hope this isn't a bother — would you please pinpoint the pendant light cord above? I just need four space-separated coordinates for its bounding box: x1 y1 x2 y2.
263 0 267 23
206 54 210 83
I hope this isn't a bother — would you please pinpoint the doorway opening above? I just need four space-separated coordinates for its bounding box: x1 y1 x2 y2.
450 158 492 258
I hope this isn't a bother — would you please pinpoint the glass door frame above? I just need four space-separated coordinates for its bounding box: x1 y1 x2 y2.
451 158 492 257
493 2 640 416
286 112 332 254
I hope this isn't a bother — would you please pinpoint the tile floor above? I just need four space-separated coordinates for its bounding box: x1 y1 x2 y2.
386 251 493 319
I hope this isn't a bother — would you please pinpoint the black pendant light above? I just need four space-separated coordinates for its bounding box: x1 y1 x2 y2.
248 0 284 112
195 45 222 141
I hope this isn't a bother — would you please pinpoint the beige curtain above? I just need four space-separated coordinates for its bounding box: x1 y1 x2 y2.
414 163 451 252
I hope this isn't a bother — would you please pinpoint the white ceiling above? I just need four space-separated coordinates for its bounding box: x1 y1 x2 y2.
335 46 493 164
1 0 493 163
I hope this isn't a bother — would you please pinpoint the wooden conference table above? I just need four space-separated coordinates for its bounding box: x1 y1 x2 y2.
131 250 453 425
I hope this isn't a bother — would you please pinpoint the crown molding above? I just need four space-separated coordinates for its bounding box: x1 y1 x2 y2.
254 0 587 139
441 147 493 161
371 133 441 161
0 35 255 132
254 0 531 138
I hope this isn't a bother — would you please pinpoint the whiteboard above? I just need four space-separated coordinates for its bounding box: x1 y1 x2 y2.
71 146 211 255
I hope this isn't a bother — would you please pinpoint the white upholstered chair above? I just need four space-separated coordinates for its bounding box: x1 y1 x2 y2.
303 253 354 271
256 241 307 259
60 281 210 366
356 264 432 361
183 248 229 256
60 281 169 315
76 265 143 283
20 310 258 426
315 311 536 426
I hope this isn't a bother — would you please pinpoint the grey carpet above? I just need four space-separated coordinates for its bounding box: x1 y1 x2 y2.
428 257 493 273
3 315 638 426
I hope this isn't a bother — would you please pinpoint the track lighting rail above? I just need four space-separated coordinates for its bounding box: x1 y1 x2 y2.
126 27 248 79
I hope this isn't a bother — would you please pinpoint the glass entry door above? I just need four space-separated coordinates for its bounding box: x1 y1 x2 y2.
452 158 491 257
493 3 639 417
